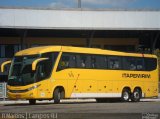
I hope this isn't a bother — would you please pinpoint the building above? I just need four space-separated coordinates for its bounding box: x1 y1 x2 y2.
0 7 160 82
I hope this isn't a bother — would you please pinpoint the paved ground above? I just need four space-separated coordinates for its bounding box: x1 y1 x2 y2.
0 98 160 119
0 94 159 119
1 100 160 113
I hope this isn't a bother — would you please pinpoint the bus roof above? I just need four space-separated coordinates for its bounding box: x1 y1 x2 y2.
15 46 62 56
15 45 157 58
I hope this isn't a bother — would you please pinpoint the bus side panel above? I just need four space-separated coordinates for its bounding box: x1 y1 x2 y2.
53 69 158 99
68 69 97 98
50 70 68 98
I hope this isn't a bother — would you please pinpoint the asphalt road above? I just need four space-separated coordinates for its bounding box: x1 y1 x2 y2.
0 100 160 119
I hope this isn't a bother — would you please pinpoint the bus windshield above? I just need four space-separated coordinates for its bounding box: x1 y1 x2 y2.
8 52 58 86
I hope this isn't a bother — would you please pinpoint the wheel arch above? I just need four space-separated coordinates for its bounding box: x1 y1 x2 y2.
122 86 131 93
53 86 65 98
133 86 142 93
134 86 142 90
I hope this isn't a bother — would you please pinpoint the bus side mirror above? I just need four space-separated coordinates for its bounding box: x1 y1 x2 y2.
32 58 48 71
1 60 12 72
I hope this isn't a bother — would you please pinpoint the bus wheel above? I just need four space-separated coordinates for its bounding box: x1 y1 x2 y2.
54 88 63 104
121 88 130 102
131 88 141 102
29 99 36 105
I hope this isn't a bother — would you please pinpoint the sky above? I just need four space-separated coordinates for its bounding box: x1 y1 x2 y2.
0 0 160 10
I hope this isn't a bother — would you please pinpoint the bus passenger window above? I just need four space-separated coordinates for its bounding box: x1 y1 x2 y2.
80 58 86 68
130 64 136 70
136 58 144 70
113 61 119 69
58 55 69 70
108 57 121 69
129 59 136 70
68 55 76 68
95 55 107 69
77 54 91 68
57 53 76 71
91 56 96 68
123 57 136 70
90 55 107 69
145 58 157 71
104 56 108 69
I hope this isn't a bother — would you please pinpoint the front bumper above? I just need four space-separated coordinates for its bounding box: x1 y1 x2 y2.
7 90 36 100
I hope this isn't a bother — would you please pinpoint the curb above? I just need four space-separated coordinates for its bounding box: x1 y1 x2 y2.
0 99 96 104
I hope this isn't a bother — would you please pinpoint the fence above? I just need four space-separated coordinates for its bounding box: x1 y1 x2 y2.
0 83 7 100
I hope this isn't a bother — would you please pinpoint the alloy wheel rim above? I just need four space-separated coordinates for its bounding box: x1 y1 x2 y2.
134 92 139 99
123 92 129 100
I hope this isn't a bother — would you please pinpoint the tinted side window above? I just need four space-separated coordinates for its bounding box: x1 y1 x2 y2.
57 53 76 71
108 56 121 69
145 58 157 71
57 53 158 72
123 57 157 71
77 54 91 68
91 55 107 69
136 58 144 70
123 57 136 70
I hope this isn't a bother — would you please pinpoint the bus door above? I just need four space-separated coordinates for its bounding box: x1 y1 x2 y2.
35 60 51 98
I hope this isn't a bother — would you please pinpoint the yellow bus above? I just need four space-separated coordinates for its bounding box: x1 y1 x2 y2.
1 46 159 104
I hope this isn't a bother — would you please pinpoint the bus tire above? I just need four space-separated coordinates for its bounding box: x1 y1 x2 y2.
29 99 36 105
131 88 141 102
53 88 64 104
121 88 130 102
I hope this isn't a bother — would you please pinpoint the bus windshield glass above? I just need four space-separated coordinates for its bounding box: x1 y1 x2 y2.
8 52 58 86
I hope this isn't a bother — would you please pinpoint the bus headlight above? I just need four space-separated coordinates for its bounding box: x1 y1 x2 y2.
8 84 41 93
27 84 41 91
